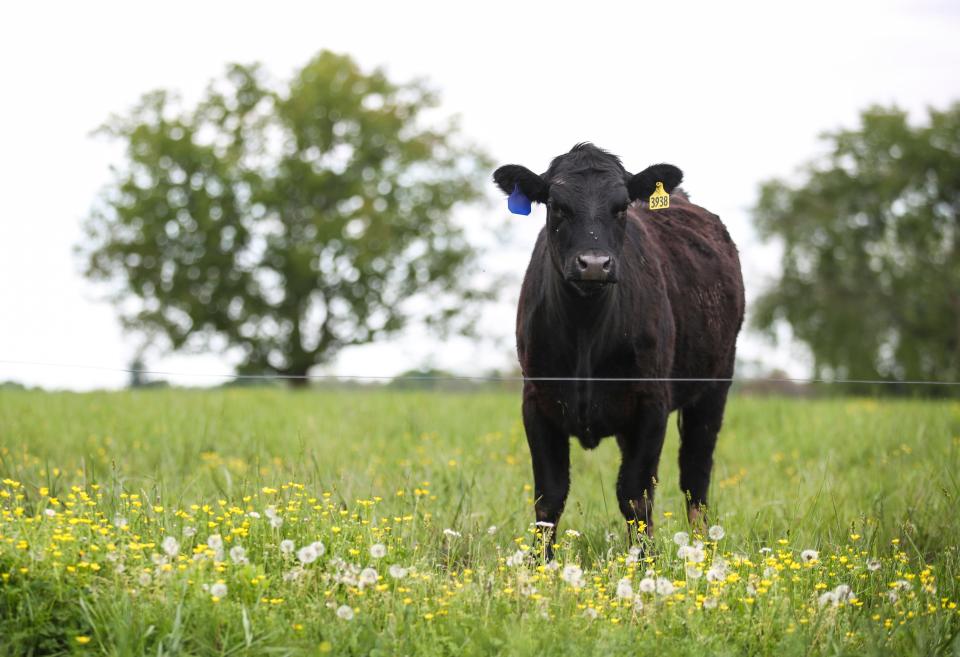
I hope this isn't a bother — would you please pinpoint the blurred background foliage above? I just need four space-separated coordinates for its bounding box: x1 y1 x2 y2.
76 48 959 394
80 50 492 385
752 104 960 394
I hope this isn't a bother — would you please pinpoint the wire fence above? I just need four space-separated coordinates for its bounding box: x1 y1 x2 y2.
1 359 959 386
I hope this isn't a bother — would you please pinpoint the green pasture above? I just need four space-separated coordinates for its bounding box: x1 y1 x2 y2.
0 389 958 656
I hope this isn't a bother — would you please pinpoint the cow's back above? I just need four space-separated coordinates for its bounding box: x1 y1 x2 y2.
627 194 745 404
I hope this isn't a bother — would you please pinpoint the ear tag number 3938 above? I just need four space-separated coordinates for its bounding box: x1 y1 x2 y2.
649 181 670 210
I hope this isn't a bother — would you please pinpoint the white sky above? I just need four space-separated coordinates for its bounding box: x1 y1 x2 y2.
1 0 958 390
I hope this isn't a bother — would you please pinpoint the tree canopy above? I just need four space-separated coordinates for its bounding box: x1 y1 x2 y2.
752 104 960 391
81 51 492 383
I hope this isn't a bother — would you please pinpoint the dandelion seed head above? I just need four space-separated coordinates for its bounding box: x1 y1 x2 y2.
673 531 690 547
280 540 295 555
655 577 675 596
161 536 180 557
708 525 725 541
297 545 319 565
229 545 247 564
506 550 526 567
210 582 227 598
358 567 378 588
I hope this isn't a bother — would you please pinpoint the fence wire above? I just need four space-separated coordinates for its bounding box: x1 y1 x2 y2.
1 359 958 386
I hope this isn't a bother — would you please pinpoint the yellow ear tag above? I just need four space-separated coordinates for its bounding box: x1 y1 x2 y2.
649 181 670 210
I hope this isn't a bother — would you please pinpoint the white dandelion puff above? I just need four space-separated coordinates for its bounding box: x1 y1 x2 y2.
138 572 152 586
297 545 319 565
703 597 718 609
561 564 585 588
182 526 197 537
247 511 261 519
673 531 690 547
280 540 295 555
583 607 598 620
370 543 387 559
311 540 325 557
443 528 461 538
358 567 378 588
506 550 526 567
161 536 180 557
867 558 881 571
708 525 725 541
686 545 706 564
686 565 703 579
655 577 675 596
487 525 498 535
638 577 656 593
388 564 408 579
44 508 56 518
270 516 283 529
801 549 819 563
336 605 354 621
206 534 223 550
615 578 634 599
210 582 227 598
113 515 128 528
229 545 247 564
264 506 278 519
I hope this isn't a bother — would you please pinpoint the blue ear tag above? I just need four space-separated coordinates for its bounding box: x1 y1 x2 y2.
507 184 532 215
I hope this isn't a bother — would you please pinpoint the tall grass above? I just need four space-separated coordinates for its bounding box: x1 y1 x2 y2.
0 389 958 655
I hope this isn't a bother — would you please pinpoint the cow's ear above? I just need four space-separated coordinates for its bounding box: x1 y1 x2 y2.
627 164 683 201
493 165 550 203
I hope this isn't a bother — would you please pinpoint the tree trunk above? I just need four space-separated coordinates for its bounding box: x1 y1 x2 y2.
285 364 312 389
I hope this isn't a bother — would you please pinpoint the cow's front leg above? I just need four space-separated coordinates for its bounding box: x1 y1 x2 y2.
522 393 569 561
616 403 668 542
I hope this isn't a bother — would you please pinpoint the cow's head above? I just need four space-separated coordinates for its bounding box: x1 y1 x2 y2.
494 143 682 295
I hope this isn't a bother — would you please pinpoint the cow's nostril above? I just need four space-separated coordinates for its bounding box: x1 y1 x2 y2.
601 258 611 272
577 256 588 271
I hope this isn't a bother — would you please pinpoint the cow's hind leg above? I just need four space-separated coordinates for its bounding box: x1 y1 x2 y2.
616 402 668 541
678 383 732 527
522 392 569 560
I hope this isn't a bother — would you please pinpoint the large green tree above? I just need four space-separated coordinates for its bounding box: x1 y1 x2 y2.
81 51 491 384
752 104 960 390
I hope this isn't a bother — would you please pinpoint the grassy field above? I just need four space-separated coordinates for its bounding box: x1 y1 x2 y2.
0 388 958 656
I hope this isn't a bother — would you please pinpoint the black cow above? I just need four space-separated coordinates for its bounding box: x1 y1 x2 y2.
494 143 744 552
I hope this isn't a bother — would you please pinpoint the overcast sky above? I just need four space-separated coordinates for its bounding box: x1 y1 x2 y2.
1 0 958 389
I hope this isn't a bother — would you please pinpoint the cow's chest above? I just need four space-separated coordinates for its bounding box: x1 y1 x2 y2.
535 381 640 448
